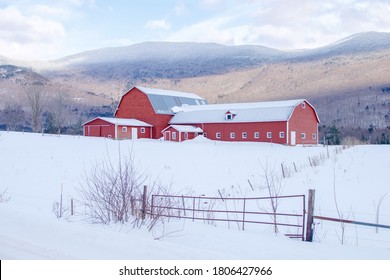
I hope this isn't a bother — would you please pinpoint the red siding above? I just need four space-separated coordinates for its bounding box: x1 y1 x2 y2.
115 87 171 139
116 125 152 140
84 118 115 138
172 122 287 144
288 101 319 145
83 118 152 140
163 127 199 142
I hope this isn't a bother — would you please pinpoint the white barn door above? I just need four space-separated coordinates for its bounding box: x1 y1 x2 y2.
131 128 138 139
291 131 296 145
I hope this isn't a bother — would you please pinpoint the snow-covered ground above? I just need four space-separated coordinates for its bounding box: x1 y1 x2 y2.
0 131 389 260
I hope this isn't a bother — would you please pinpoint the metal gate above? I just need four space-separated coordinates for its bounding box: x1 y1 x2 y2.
150 194 306 240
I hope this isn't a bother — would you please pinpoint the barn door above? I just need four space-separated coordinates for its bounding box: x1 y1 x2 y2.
131 128 138 139
291 131 296 145
164 131 170 141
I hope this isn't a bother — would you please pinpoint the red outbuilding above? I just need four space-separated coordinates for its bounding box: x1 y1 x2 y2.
114 86 206 139
169 99 320 145
161 125 203 142
83 117 152 140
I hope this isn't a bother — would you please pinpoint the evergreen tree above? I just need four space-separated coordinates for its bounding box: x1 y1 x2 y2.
326 125 341 145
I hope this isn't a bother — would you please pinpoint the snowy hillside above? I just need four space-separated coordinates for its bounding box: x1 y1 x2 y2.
53 32 390 67
0 131 389 260
300 31 390 58
39 31 390 80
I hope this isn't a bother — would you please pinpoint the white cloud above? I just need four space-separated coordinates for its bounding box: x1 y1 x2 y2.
0 6 66 59
166 0 390 49
145 19 171 30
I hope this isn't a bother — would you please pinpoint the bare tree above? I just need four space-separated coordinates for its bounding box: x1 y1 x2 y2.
52 85 68 134
333 163 352 245
260 161 284 234
78 151 147 224
24 83 46 132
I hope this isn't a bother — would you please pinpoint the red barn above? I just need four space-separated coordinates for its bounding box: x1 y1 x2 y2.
83 117 152 140
161 125 203 142
114 86 207 139
169 99 320 145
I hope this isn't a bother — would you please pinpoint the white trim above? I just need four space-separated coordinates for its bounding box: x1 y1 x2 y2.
286 122 289 144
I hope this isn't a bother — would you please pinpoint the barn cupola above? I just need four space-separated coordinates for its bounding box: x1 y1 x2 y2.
225 110 236 120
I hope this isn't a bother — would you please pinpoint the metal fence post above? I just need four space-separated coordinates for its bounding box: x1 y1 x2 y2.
150 195 154 219
142 185 147 220
242 198 246 230
305 189 315 241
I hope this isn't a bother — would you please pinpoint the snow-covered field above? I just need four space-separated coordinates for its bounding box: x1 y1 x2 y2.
0 131 389 260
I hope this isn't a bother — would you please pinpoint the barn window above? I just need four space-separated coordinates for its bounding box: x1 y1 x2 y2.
254 132 259 139
184 132 188 140
267 132 272 138
140 127 146 133
122 126 127 132
312 133 317 139
172 132 176 140
301 133 306 139
216 132 221 139
225 110 236 120
242 132 247 139
279 132 285 138
302 102 306 109
230 132 235 139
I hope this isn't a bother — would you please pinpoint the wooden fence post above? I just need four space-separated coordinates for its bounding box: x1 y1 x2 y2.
305 189 315 241
281 163 286 178
142 185 147 220
71 198 74 216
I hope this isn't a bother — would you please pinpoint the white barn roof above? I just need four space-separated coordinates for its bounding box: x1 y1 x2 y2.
170 99 316 124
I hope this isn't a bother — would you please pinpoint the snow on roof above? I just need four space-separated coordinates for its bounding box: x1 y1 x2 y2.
168 125 203 133
175 99 305 112
135 86 207 115
170 99 310 124
86 117 152 127
136 86 205 100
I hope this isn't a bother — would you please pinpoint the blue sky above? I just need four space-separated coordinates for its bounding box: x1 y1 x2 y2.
1 0 390 60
